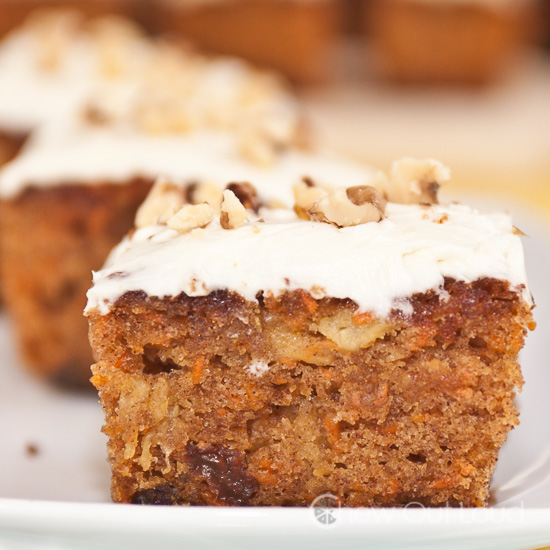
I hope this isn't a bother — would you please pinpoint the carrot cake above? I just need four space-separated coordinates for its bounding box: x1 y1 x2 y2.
86 159 534 506
366 0 535 85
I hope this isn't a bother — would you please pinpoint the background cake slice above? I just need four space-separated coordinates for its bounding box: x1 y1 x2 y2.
86 161 534 506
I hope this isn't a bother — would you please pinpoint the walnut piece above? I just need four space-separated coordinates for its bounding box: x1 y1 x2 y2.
237 113 298 166
88 16 144 79
28 10 80 71
220 190 248 230
135 178 184 228
185 181 223 212
308 186 386 227
167 203 214 233
226 182 260 212
384 158 451 205
239 126 278 166
135 96 194 135
293 179 328 220
346 185 387 212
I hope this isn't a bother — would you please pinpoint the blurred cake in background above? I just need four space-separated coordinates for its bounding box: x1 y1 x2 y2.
366 0 537 85
0 0 135 38
150 0 342 84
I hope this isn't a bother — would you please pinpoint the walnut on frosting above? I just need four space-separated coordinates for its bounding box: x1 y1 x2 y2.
293 177 329 220
134 94 194 135
238 123 279 166
238 111 310 166
220 190 248 230
381 158 451 205
88 15 145 79
27 9 81 71
135 178 185 228
226 182 260 213
185 181 224 212
307 185 386 227
167 203 214 233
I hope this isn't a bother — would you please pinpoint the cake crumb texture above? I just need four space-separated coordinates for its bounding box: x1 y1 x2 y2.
0 178 152 386
89 277 533 506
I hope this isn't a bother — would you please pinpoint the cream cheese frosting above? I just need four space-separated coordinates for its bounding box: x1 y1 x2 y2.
86 201 532 317
0 122 375 206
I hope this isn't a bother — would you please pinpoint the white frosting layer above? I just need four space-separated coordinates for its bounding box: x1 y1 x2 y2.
86 202 532 317
0 122 375 206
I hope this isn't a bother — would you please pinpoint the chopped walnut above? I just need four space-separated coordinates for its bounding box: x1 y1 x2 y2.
135 178 184 228
167 203 214 233
383 158 451 205
82 103 112 126
346 185 387 213
293 179 328 220
28 10 80 71
308 186 386 227
239 127 278 166
88 16 144 79
220 190 248 230
226 182 260 212
135 97 194 135
185 182 223 212
238 112 298 166
239 71 283 107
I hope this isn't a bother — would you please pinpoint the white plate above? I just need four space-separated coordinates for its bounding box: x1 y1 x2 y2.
0 200 549 550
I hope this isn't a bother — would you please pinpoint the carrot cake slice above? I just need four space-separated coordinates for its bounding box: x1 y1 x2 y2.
86 159 534 506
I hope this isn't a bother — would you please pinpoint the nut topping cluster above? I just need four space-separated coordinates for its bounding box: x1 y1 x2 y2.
135 157 451 234
27 10 145 75
135 179 259 233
